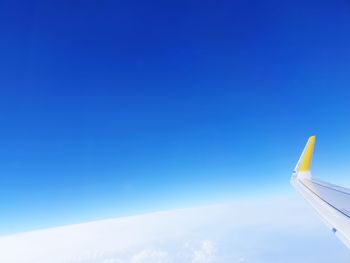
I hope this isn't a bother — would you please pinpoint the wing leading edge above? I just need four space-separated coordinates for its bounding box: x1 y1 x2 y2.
291 136 350 249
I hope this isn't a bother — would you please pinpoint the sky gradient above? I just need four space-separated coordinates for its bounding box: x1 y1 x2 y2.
1 0 350 234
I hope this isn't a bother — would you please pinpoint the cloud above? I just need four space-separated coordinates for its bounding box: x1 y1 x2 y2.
191 240 216 263
0 193 349 263
131 249 169 263
125 239 217 263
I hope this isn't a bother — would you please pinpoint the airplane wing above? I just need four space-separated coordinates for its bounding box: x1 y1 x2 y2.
291 136 350 249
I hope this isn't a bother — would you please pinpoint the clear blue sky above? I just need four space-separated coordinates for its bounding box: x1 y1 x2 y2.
1 0 350 234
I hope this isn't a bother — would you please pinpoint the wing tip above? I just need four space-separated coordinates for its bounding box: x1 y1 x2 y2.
299 135 316 172
294 135 316 175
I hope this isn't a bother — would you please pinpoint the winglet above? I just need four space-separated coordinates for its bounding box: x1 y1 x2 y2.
294 136 316 176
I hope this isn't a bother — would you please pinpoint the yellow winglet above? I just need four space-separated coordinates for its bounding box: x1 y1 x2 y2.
299 136 316 172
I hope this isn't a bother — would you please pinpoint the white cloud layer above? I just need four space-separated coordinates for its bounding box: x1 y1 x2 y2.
0 193 349 262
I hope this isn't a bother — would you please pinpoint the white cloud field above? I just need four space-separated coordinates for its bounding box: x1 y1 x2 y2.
0 193 349 263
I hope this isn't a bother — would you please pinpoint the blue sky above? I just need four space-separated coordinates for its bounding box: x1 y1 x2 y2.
1 0 350 234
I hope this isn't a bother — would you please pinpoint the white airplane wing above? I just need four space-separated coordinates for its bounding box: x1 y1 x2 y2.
291 136 350 249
